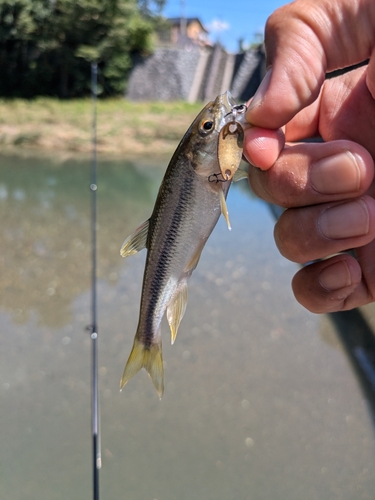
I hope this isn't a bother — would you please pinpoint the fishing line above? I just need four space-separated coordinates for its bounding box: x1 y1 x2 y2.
89 61 101 500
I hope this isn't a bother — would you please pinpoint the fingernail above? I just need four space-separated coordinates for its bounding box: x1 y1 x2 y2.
311 152 362 194
319 199 369 239
247 68 273 113
319 260 352 291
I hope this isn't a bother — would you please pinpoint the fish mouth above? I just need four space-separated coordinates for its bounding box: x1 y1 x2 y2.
213 91 249 134
215 91 240 131
220 91 248 123
219 91 249 132
221 91 237 113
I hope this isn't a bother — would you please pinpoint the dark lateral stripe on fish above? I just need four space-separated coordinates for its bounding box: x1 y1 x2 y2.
142 173 195 347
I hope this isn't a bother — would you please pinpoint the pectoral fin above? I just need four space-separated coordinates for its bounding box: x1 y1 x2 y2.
167 283 188 345
120 337 164 398
220 189 231 231
120 219 149 258
232 167 248 182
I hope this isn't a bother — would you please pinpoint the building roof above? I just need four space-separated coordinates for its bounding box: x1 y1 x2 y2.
167 17 209 34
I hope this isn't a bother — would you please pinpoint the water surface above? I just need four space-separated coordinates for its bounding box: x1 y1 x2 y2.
0 153 375 500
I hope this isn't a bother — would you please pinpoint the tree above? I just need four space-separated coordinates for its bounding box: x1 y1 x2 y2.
0 0 161 97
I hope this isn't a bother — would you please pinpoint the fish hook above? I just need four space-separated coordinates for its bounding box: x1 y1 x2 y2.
224 103 247 122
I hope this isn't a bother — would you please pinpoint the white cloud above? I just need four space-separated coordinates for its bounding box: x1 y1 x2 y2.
206 19 230 33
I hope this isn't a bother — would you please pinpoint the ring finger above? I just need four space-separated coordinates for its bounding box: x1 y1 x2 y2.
274 195 375 264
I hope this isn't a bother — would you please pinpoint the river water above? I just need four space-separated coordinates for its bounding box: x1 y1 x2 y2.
0 153 375 499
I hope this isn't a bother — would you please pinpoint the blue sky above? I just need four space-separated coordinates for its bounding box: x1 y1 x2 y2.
161 0 289 53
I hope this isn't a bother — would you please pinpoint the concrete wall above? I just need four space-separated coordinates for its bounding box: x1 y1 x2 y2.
127 48 201 101
126 45 265 103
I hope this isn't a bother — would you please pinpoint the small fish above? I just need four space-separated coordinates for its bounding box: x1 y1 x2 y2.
120 92 249 397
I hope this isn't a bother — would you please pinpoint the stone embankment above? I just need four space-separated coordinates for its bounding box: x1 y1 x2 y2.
127 45 265 103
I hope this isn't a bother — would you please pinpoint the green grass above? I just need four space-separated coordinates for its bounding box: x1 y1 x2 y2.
0 97 204 156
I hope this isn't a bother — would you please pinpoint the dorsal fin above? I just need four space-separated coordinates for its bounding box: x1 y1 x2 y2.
120 219 149 258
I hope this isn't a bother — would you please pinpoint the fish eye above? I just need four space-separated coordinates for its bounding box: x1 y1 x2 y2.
201 120 213 132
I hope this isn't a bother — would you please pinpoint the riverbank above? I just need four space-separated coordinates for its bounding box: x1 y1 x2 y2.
0 98 203 160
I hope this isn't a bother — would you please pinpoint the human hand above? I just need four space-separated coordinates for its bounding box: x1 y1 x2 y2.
243 0 375 313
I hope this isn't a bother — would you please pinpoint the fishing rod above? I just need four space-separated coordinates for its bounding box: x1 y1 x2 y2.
89 61 101 500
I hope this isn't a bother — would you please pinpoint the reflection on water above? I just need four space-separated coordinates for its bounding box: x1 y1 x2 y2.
0 155 156 327
1 154 375 500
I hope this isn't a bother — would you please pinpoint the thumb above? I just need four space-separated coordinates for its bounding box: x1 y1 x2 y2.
366 46 375 100
247 0 375 129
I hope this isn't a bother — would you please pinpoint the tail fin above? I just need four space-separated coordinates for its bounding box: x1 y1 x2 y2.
120 338 164 398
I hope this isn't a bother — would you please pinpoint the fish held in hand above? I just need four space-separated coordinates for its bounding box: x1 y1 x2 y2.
120 92 249 397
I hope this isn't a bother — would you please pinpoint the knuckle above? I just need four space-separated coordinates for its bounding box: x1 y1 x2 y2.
274 210 313 263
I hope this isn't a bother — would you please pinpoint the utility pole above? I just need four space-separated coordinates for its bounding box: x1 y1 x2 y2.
180 0 186 37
